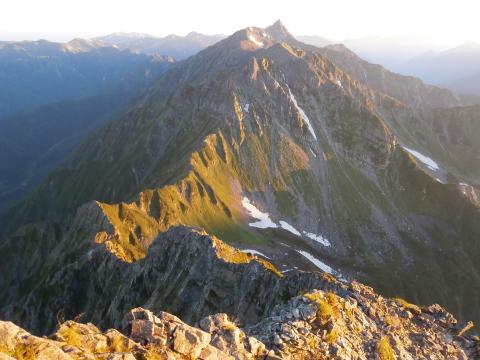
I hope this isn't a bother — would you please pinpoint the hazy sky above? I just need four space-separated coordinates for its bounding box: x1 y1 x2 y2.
1 0 479 47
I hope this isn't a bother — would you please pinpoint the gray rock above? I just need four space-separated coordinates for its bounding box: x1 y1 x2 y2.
172 325 211 358
292 308 300 319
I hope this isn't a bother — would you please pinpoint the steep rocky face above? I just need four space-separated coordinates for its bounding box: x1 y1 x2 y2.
3 226 336 335
1 21 480 333
0 229 478 359
381 104 480 184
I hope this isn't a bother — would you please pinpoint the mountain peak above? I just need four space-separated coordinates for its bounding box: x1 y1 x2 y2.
269 19 287 31
265 20 295 42
66 38 111 52
225 21 298 52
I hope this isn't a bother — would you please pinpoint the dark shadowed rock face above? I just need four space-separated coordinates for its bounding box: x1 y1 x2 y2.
3 226 339 336
0 229 478 359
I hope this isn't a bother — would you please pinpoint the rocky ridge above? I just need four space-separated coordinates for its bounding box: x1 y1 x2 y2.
0 227 478 359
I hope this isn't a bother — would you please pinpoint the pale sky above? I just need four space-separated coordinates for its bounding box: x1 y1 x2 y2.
1 0 479 47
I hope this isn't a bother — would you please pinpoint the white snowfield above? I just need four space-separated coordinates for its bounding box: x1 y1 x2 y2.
287 86 317 140
242 197 332 247
303 231 331 247
402 146 439 171
279 221 302 236
248 34 264 47
296 250 334 275
243 103 250 113
261 31 271 39
241 249 270 259
241 197 277 229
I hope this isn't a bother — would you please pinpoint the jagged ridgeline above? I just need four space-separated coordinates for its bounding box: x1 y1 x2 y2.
0 227 478 359
0 20 479 338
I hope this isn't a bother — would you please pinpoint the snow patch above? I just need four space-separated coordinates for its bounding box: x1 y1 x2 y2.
243 103 250 113
303 231 331 247
279 221 301 236
271 77 281 89
309 148 317 158
242 197 333 250
248 34 264 47
242 249 270 259
287 86 317 140
402 146 439 171
296 250 334 275
261 31 272 39
336 80 343 89
241 197 277 229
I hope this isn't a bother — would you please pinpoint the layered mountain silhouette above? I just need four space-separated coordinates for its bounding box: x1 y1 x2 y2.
0 39 172 118
397 42 480 95
0 39 174 210
0 21 479 345
95 31 225 59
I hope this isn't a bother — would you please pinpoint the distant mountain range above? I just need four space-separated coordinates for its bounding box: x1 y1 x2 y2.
95 31 225 60
6 31 478 98
0 39 172 118
303 37 480 95
296 35 332 48
396 42 480 94
95 31 480 95
0 38 173 210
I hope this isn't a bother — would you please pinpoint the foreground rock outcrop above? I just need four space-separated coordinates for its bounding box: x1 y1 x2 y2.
1 293 478 359
1 227 478 359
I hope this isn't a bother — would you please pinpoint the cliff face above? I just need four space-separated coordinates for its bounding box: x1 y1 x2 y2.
0 227 478 359
3 226 337 335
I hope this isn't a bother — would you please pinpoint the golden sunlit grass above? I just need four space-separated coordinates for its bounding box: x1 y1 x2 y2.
96 130 283 276
57 324 83 349
393 298 421 315
304 291 341 344
13 343 36 360
211 233 282 276
377 336 396 360
95 119 313 267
